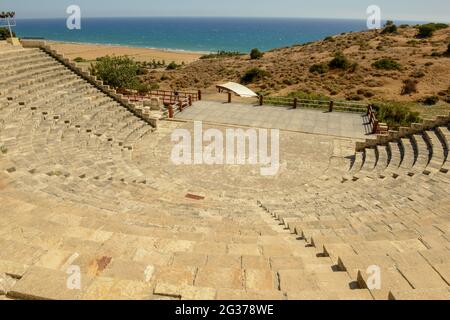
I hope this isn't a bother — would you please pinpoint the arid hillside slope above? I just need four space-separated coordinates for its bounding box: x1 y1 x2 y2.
148 26 450 105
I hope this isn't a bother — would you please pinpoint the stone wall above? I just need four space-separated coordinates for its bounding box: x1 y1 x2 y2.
355 113 450 151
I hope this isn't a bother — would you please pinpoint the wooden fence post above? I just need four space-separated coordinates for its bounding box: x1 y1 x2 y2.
179 100 183 112
228 92 232 103
373 120 379 134
189 95 192 106
259 95 264 106
198 90 202 101
293 98 298 109
329 101 334 112
168 106 174 118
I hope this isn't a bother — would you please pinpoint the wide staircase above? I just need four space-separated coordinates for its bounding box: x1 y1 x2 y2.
259 121 450 300
0 40 449 300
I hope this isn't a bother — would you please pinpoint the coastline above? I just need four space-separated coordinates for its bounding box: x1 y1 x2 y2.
46 40 204 64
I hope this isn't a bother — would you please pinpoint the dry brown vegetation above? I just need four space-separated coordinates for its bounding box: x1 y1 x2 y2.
146 26 450 113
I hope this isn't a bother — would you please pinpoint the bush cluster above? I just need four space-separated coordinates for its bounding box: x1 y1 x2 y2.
372 58 402 70
328 52 351 70
421 96 439 105
416 23 448 38
200 51 244 60
140 60 167 69
373 102 421 129
0 28 15 40
240 68 269 84
89 55 141 90
381 21 398 34
309 63 329 74
166 61 180 70
250 48 264 60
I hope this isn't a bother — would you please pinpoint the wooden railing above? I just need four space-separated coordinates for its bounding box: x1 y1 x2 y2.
259 96 368 113
259 96 389 134
167 97 191 119
367 104 388 134
125 89 201 106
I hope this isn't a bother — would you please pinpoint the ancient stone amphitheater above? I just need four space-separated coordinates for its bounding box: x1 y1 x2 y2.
0 40 449 300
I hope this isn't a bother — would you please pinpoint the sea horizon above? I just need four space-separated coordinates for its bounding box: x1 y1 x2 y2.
11 16 428 53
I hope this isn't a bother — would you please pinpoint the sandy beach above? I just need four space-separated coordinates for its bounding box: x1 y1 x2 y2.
47 41 203 64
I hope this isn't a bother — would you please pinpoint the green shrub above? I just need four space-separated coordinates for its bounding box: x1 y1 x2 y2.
250 48 264 60
73 57 86 63
416 23 448 38
428 23 448 30
309 63 329 74
166 61 180 70
381 21 398 34
417 25 435 38
373 102 421 128
240 68 269 84
421 96 439 105
372 57 402 70
0 28 15 40
446 43 450 56
143 59 166 69
200 51 244 59
89 55 141 90
328 52 351 70
401 79 418 95
0 145 7 154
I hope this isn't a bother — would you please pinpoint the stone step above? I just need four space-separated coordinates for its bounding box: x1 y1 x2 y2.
389 289 450 300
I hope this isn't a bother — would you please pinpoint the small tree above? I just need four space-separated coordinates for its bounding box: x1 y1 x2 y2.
89 55 140 89
250 48 263 60
0 28 15 40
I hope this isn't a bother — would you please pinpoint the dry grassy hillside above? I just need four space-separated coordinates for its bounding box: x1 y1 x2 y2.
145 25 450 108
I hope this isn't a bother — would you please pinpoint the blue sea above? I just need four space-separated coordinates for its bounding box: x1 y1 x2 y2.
13 17 414 53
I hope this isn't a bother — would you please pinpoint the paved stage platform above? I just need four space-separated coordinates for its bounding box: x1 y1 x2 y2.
175 101 372 139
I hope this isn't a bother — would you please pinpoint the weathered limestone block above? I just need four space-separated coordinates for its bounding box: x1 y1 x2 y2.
146 97 162 111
